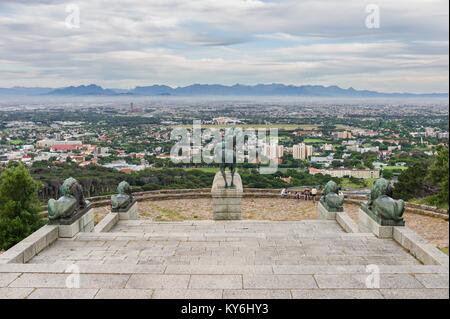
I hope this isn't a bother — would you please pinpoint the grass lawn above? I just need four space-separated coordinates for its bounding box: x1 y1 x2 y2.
383 166 408 171
303 138 328 144
182 167 218 173
10 139 24 145
340 178 376 190
410 197 449 211
340 178 366 190
278 168 305 173
335 124 354 130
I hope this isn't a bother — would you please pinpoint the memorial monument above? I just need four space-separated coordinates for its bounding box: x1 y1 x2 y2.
211 138 243 220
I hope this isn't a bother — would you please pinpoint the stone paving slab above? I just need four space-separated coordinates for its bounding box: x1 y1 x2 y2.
291 289 384 299
152 289 223 299
243 275 317 289
126 274 190 289
223 290 291 299
189 275 242 289
314 274 425 289
95 288 153 299
380 289 449 299
0 273 21 287
9 274 130 289
0 288 33 299
28 288 98 299
414 274 449 289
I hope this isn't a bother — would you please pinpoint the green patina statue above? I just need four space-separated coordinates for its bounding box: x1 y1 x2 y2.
111 181 134 212
320 181 344 212
48 177 91 222
362 178 405 226
219 139 237 189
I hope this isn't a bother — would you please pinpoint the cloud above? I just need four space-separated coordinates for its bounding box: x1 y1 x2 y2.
0 0 448 93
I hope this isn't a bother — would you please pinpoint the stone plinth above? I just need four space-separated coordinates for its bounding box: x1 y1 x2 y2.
317 201 337 220
211 172 243 220
358 208 397 238
57 208 95 238
117 201 139 220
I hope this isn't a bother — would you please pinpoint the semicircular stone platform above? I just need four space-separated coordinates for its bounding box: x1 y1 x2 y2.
0 219 448 299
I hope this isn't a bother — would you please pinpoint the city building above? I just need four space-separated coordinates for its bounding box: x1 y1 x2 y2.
322 144 335 152
334 131 353 139
50 144 82 152
36 139 82 149
293 143 313 160
263 144 284 159
309 167 380 179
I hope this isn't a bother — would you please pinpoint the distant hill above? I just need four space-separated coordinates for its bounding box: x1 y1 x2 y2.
0 83 447 98
48 84 118 96
0 87 53 96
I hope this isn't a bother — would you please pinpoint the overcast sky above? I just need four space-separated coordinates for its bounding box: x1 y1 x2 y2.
0 0 448 93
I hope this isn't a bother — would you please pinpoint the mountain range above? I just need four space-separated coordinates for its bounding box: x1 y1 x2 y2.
0 84 447 98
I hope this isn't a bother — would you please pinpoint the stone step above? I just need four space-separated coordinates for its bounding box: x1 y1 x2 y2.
1 263 447 275
76 231 374 239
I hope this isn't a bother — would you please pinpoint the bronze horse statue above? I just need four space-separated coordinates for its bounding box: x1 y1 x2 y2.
219 138 237 189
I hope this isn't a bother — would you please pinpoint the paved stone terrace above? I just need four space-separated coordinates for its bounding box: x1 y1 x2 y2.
0 220 448 299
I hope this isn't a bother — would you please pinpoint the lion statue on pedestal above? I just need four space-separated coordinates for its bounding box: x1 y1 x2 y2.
111 181 134 212
320 181 344 212
48 177 91 221
362 178 405 226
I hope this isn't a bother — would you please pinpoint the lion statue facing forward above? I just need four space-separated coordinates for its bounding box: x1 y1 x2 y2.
320 181 344 212
111 181 134 212
362 178 405 226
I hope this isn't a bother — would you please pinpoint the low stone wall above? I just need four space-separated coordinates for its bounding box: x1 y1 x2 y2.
0 225 59 264
39 189 448 221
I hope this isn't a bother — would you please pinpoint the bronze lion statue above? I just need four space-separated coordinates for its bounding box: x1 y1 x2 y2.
48 177 91 221
111 181 134 211
362 178 405 226
320 181 344 212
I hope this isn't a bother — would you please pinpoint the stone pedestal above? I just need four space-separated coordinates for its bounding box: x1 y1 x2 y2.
317 201 337 220
57 209 95 238
358 208 397 238
115 201 139 220
211 172 243 220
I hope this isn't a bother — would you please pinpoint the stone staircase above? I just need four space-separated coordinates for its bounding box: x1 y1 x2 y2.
1 220 448 299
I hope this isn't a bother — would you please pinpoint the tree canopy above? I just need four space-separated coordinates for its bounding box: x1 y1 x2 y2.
0 163 44 250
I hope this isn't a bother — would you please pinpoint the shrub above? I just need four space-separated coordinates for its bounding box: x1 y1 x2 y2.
0 163 44 250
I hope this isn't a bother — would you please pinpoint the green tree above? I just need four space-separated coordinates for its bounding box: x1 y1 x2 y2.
0 163 44 250
393 162 433 201
427 146 449 208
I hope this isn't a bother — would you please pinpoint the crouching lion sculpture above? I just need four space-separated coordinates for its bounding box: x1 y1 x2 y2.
48 177 91 222
111 181 135 212
320 181 344 212
361 178 405 226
